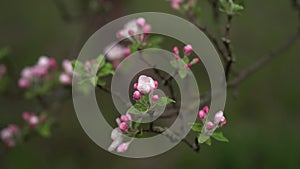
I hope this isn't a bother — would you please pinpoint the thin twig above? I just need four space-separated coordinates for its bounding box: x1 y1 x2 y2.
228 29 300 87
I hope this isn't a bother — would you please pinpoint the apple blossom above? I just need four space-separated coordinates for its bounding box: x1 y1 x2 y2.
214 111 224 124
137 75 156 94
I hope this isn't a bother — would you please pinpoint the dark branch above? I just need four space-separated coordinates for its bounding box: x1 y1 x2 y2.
228 29 300 87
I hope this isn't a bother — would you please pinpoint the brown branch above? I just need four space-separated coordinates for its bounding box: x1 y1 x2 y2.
223 15 234 80
228 29 300 87
187 12 227 61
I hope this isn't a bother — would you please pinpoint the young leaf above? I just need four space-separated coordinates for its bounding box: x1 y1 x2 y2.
205 138 212 146
156 97 175 106
37 122 51 138
198 133 208 144
212 132 229 142
178 69 188 79
130 44 139 53
170 60 178 68
191 123 203 132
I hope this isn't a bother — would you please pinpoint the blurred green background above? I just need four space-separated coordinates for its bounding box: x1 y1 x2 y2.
0 0 300 169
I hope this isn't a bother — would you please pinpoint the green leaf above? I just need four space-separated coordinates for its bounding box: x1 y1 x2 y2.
170 60 178 68
98 62 114 77
90 76 98 86
205 138 212 146
232 4 244 12
178 69 188 79
212 132 229 142
37 122 51 138
97 79 106 86
156 97 175 106
191 123 203 132
95 55 106 68
148 36 164 47
198 133 208 144
133 118 142 129
182 57 190 64
134 102 148 113
130 44 139 53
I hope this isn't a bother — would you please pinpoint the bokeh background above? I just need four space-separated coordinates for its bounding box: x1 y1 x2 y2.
0 0 300 169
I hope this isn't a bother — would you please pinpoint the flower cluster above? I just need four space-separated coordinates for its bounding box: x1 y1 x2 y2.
104 43 131 62
117 17 151 42
59 60 73 85
22 112 47 129
173 44 200 68
133 75 158 100
18 56 57 89
197 107 227 131
108 113 133 153
1 124 20 148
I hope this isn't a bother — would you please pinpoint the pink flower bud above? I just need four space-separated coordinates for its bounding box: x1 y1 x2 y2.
123 48 131 57
117 142 129 153
136 17 146 27
219 116 227 126
133 83 138 90
59 73 71 85
5 140 15 148
37 56 50 67
120 115 130 123
193 58 200 63
133 90 141 100
22 112 32 121
119 122 128 132
171 0 182 10
29 115 39 128
126 114 132 121
173 46 179 54
183 44 193 55
117 31 124 38
128 29 135 36
62 60 73 74
21 67 32 79
8 124 19 134
154 81 158 88
186 63 191 68
143 24 151 35
174 55 180 60
49 58 57 70
152 95 160 101
203 106 209 114
214 111 224 124
18 78 30 89
206 121 214 130
198 110 206 120
1 128 12 140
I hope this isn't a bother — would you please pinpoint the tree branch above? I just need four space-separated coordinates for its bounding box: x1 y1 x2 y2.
228 29 300 87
